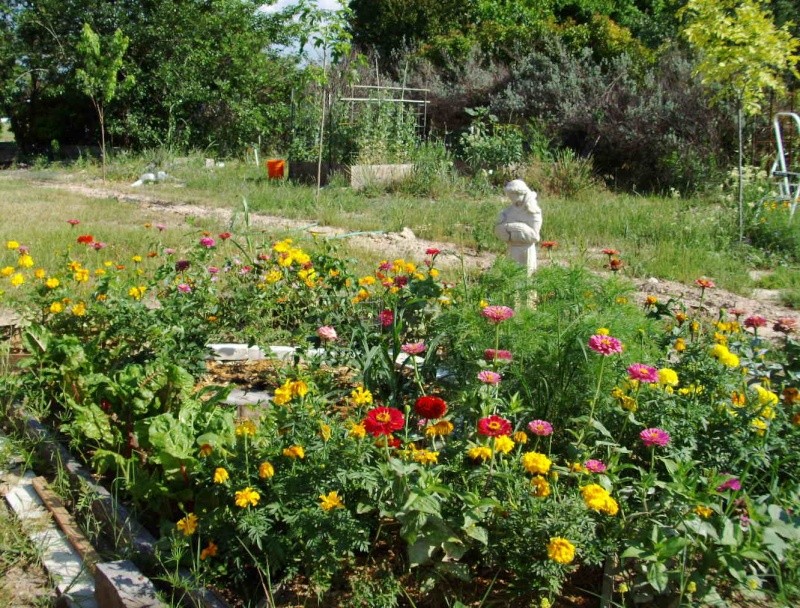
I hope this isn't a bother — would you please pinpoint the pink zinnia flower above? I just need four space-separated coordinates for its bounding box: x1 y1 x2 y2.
773 317 798 334
484 349 512 362
716 476 742 492
477 415 512 437
199 237 216 248
207 266 219 274
584 459 607 473
694 277 715 289
426 248 441 256
477 370 502 385
164 248 176 255
527 420 553 436
378 309 394 327
640 427 671 447
481 305 515 323
401 341 426 355
67 219 80 227
588 334 623 355
744 315 767 329
92 241 107 250
156 223 166 231
627 363 658 383
317 326 337 341
177 283 192 293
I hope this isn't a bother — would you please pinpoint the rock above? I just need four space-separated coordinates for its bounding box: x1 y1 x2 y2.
398 227 416 240
95 561 164 608
205 158 215 168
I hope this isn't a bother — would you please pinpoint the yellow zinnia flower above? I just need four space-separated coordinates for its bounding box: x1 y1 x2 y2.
319 491 344 511
10 273 24 287
467 446 492 462
45 277 60 289
18 254 34 268
425 420 454 437
412 449 439 465
70 302 86 316
283 445 305 459
213 467 229 484
176 513 198 536
493 435 515 454
0 266 13 277
49 301 64 314
350 385 372 406
6 240 20 250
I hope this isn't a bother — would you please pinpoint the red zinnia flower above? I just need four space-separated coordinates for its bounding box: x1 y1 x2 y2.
378 309 394 327
608 258 623 272
477 415 512 437
694 277 715 289
540 241 557 249
414 396 447 419
744 315 767 329
219 232 232 240
484 348 512 362
77 234 94 244
426 248 441 256
67 219 80 227
363 407 405 437
601 248 619 256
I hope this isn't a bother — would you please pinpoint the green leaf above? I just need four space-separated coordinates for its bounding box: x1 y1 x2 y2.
646 563 669 593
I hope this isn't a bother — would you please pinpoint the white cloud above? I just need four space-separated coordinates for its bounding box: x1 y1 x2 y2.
259 0 343 14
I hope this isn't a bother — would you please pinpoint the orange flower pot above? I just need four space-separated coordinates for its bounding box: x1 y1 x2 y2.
266 159 285 180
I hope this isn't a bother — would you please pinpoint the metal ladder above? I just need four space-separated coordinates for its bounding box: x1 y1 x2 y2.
769 112 800 218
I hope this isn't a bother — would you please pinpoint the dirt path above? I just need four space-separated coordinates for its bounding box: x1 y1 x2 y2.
3 175 798 341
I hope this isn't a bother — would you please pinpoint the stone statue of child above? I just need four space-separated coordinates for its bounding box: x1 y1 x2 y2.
494 179 543 275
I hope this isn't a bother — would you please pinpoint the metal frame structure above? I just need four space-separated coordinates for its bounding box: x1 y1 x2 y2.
768 112 800 218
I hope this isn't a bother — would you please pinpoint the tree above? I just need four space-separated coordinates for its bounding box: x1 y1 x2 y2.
75 23 132 179
680 0 800 240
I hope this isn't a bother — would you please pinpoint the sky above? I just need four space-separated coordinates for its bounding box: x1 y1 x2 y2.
259 0 345 61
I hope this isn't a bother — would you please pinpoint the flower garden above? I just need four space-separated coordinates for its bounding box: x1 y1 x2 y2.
1 221 799 607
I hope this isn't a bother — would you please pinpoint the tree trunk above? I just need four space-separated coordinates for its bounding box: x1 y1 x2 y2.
738 103 744 242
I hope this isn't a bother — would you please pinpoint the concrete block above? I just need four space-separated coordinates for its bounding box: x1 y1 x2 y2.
95 560 164 608
207 343 265 361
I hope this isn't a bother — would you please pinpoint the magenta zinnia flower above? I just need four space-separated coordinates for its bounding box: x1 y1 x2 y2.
716 476 742 492
199 237 216 248
484 348 512 362
177 283 192 293
477 370 502 385
527 419 553 436
640 427 670 447
401 341 426 355
627 363 658 383
481 305 515 323
584 459 607 473
588 334 623 355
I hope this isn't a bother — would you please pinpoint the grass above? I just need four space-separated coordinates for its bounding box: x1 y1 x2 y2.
6 150 800 300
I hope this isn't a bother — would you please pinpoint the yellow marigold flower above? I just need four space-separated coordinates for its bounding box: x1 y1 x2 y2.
750 418 768 435
273 238 292 253
176 513 198 536
94 268 106 277
759 405 776 420
580 484 618 515
283 445 305 459
694 505 713 518
265 270 282 283
213 467 229 484
273 382 293 405
645 295 658 306
319 491 344 511
657 368 678 387
530 475 551 498
198 443 213 457
714 332 728 345
68 260 82 271
128 286 147 300
18 254 34 268
413 449 439 465
512 430 528 444
350 385 373 406
10 273 24 287
103 260 113 267
71 302 86 316
547 537 576 564
710 344 729 359
234 487 260 508
348 423 366 439
132 255 142 263
352 288 370 303
328 269 340 277
319 423 332 442
235 420 257 437
425 420 454 437
468 446 492 462
479 299 489 308
73 268 89 282
292 380 309 398
596 327 610 335
259 461 275 479
521 452 552 475
731 391 746 407
6 240 19 250
358 275 376 286
678 383 705 396
200 541 218 560
96 293 107 302
570 461 587 473
292 250 310 265
49 301 64 314
494 435 515 454
674 338 686 352
45 277 60 289
720 352 739 368
0 266 13 277
754 385 779 407
429 268 440 278
615 296 628 305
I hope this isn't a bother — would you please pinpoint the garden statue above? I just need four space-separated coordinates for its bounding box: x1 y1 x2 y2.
495 179 543 275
